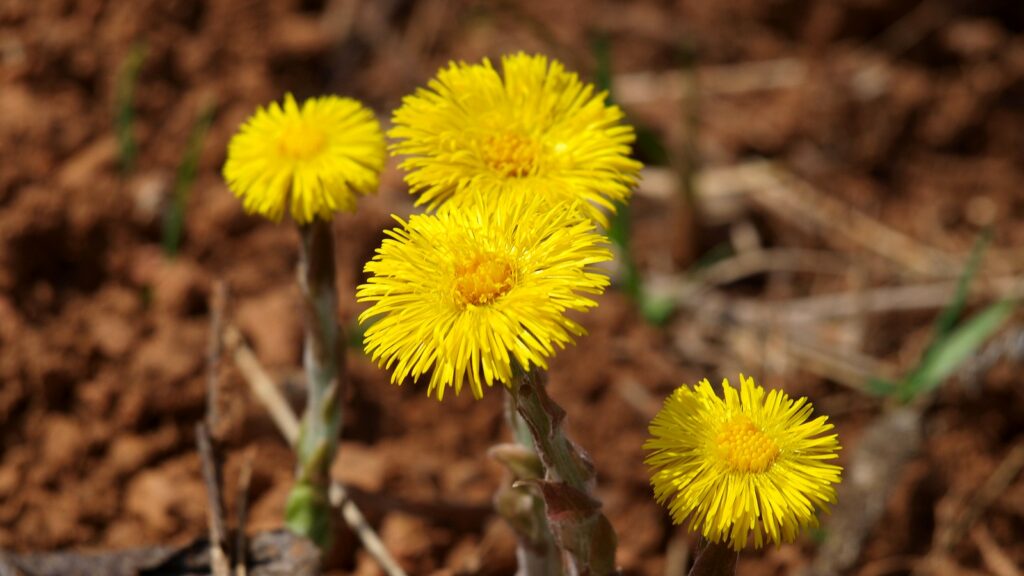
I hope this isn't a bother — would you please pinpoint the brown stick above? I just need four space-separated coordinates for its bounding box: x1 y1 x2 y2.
206 281 227 435
809 406 924 576
235 449 255 576
614 59 807 104
663 531 690 576
201 282 231 576
224 325 301 443
0 530 319 576
934 442 1024 552
196 423 232 576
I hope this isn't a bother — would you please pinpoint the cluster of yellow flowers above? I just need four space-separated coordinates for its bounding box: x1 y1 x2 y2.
224 53 637 398
222 52 841 554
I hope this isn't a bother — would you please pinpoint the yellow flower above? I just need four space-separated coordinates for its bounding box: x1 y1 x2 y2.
223 93 385 224
357 195 611 400
644 375 842 550
389 52 642 226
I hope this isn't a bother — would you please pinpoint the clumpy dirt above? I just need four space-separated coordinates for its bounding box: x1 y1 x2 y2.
2 0 1024 574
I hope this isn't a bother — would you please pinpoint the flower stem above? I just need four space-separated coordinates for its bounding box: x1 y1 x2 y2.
494 394 566 576
286 219 345 550
687 538 737 576
509 368 618 575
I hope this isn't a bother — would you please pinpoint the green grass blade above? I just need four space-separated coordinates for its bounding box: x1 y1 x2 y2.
592 34 639 300
162 102 217 257
901 300 1015 401
607 198 640 298
866 377 900 397
929 229 991 344
592 33 613 101
114 43 147 174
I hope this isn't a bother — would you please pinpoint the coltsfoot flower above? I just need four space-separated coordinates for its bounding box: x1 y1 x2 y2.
389 52 642 226
223 93 385 224
357 195 612 400
644 375 842 550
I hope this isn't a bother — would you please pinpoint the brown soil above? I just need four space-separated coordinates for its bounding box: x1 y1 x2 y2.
2 0 1024 574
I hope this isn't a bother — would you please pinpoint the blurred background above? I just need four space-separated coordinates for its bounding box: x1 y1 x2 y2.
2 0 1024 574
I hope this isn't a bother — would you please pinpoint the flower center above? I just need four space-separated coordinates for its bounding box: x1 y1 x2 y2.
453 253 515 307
715 415 779 473
480 132 541 178
278 123 327 160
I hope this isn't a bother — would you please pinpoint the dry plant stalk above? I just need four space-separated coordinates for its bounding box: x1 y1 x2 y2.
197 423 233 576
201 281 232 576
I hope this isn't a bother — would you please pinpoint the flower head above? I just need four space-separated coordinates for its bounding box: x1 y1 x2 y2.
389 52 642 226
223 93 386 224
357 195 611 400
644 375 842 550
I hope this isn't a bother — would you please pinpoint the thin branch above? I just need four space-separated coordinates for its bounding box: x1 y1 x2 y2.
661 283 898 390
197 423 232 576
744 161 958 276
224 325 301 443
809 407 924 576
641 160 964 276
934 442 1024 552
207 280 227 435
663 530 690 576
329 483 409 576
614 58 807 105
235 448 255 576
657 270 1024 324
776 275 1024 323
696 248 850 287
970 524 1021 576
203 282 231 576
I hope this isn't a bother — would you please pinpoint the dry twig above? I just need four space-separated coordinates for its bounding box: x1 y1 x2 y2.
743 161 958 276
777 275 1024 323
808 406 924 576
235 449 255 576
970 524 1021 576
655 267 1024 326
933 442 1024 554
197 424 232 576
614 58 807 105
696 249 849 290
0 531 319 576
642 160 964 276
202 282 231 576
224 325 301 443
207 281 227 433
663 530 691 576
657 282 898 390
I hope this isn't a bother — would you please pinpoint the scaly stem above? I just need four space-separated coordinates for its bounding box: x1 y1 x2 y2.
509 368 618 575
286 219 345 550
496 393 566 576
